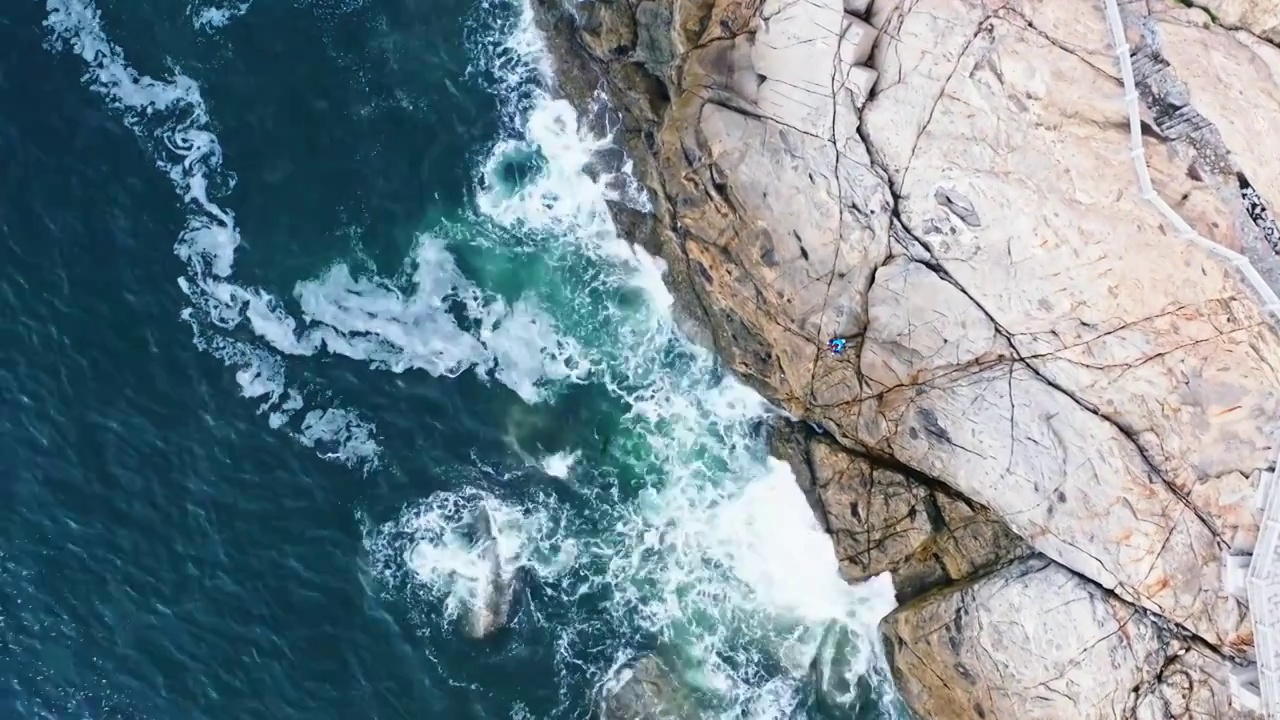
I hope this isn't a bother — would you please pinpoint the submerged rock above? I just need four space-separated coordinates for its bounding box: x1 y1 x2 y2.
598 655 698 720
806 620 901 717
461 505 525 639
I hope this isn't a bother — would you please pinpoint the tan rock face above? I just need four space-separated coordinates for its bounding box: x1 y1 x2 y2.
647 0 1280 655
1194 0 1280 43
536 0 1280 716
843 0 1280 654
886 556 1261 720
1150 6 1280 259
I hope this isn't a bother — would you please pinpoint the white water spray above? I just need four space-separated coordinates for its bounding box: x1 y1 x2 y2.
45 0 903 714
374 0 902 716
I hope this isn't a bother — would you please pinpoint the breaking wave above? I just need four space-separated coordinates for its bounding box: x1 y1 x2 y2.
44 0 904 716
367 2 905 717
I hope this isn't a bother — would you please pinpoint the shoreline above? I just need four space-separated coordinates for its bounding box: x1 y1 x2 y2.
529 0 1280 717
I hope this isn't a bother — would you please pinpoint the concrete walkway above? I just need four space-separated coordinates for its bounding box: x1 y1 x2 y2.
1098 0 1280 714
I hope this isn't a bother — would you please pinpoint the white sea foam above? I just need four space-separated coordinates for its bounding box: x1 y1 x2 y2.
395 0 899 715
581 371 897 714
366 487 577 628
482 298 591 403
47 0 902 714
539 450 578 479
190 1 251 31
287 238 591 402
477 92 671 313
43 0 385 469
45 0 589 470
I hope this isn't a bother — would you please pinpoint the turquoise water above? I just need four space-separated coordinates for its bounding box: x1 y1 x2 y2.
3 0 901 717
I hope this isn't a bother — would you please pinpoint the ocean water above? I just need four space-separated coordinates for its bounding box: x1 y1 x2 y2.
1 0 904 718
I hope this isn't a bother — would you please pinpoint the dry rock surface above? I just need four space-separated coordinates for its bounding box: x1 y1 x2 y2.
535 0 1280 716
888 556 1246 720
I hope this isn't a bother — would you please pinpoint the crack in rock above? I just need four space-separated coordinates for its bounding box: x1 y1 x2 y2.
529 0 1273 714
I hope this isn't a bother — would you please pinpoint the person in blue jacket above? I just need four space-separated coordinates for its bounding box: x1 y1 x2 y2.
828 338 847 355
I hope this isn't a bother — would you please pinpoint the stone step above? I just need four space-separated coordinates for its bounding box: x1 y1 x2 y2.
1155 105 1207 137
1256 466 1278 515
1226 552 1254 598
1231 663 1263 715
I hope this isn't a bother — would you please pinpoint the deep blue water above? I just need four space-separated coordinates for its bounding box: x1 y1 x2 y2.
0 1 902 718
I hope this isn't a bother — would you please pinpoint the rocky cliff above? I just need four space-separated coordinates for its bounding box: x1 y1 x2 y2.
533 0 1280 717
